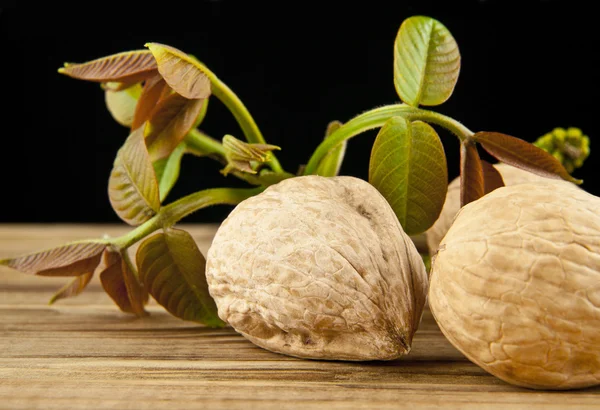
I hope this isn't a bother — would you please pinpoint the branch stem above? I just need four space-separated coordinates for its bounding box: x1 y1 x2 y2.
304 104 473 175
199 64 284 173
113 187 263 249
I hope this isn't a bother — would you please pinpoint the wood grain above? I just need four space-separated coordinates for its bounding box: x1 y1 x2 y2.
0 224 598 409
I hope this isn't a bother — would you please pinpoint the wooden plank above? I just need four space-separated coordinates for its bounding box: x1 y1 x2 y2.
0 224 598 409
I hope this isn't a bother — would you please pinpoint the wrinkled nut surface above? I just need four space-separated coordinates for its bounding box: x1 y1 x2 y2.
206 175 428 361
429 183 600 389
425 163 579 256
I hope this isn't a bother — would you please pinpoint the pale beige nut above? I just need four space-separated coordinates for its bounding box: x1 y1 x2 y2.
206 175 428 361
425 163 579 256
429 183 600 389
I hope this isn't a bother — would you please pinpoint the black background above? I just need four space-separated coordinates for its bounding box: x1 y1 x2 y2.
1 1 598 223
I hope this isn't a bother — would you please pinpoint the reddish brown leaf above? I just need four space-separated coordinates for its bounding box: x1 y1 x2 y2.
474 131 582 184
0 241 106 276
99 250 148 316
146 43 211 99
460 142 484 207
49 271 94 304
145 93 205 161
121 254 149 316
59 50 157 84
100 257 133 313
132 75 168 130
481 160 505 194
108 127 161 225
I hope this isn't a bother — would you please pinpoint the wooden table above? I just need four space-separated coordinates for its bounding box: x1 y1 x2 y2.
1 224 598 409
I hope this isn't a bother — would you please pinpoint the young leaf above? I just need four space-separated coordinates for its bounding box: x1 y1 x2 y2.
0 240 106 276
108 127 161 225
153 142 186 202
481 160 505 194
102 82 139 92
105 82 143 127
131 75 168 130
221 135 280 175
145 93 206 161
193 95 209 129
137 228 224 327
460 142 485 207
59 50 157 85
99 250 148 317
394 16 460 107
49 271 94 304
369 117 447 236
315 120 347 177
100 256 134 313
473 131 583 184
145 43 212 99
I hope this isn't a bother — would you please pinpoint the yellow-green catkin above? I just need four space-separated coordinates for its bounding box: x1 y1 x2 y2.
534 127 590 173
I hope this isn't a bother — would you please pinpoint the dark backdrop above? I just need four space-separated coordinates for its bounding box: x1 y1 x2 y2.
1 1 598 223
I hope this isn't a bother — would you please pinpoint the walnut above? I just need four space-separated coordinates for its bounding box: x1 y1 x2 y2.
429 183 600 389
206 175 428 361
425 163 579 256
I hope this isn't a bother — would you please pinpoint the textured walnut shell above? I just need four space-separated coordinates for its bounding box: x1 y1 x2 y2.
429 183 600 389
206 175 428 361
425 163 579 256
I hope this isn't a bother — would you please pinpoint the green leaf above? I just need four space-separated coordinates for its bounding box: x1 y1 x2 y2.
0 240 106 276
108 127 161 225
99 250 148 316
146 43 212 99
145 93 206 161
460 142 484 207
132 75 168 130
473 131 583 184
153 142 186 202
481 160 505 194
394 16 460 107
59 50 157 84
105 83 143 127
315 120 347 177
49 271 94 304
369 117 447 235
137 228 224 327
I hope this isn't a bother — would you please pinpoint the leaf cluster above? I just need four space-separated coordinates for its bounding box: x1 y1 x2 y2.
0 16 583 326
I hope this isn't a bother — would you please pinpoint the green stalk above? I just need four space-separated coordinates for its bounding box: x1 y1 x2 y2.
303 104 474 175
113 187 263 249
161 186 264 225
198 64 284 173
185 128 226 158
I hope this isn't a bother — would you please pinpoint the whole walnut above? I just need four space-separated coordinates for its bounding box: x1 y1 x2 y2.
206 175 428 361
425 163 579 256
429 183 600 389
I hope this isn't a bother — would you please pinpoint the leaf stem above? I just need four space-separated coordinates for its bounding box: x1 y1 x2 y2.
198 65 284 173
161 187 264 225
113 187 263 249
185 128 226 158
303 104 474 175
